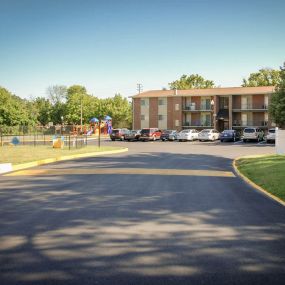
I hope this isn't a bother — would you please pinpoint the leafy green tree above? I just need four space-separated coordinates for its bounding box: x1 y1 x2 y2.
169 74 215 90
0 87 32 126
269 63 285 128
242 68 281 87
65 85 99 124
32 97 52 125
46 85 67 124
101 94 132 128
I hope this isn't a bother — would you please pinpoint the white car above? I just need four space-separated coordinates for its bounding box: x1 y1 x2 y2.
198 129 220 141
177 129 199 141
265 128 275 143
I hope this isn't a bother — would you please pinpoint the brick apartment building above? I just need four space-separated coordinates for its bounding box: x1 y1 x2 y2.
131 86 275 132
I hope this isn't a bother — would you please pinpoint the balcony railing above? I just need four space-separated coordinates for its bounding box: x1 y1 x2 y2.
232 120 268 127
233 104 268 110
183 120 212 127
183 105 212 111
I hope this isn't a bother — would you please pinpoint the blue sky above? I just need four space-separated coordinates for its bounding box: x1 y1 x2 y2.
0 0 284 99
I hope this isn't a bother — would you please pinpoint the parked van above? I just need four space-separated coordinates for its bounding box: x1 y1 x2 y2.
243 128 264 142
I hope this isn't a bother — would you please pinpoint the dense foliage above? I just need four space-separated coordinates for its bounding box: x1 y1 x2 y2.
242 68 281 87
169 74 215 89
269 63 285 128
0 85 132 131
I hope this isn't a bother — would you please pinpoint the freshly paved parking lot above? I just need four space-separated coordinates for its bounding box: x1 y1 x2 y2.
1 140 284 285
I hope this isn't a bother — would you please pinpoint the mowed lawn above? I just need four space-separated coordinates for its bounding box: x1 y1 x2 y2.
236 155 285 202
0 145 122 164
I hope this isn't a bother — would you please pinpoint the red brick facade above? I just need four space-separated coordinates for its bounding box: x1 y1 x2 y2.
133 98 141 130
149 98 158 128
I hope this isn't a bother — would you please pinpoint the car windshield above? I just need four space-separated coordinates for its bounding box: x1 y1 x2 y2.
141 129 150 134
112 130 119 134
268 129 275 133
222 130 234 134
201 130 210 133
244 129 255 133
162 130 171 134
181 130 190 133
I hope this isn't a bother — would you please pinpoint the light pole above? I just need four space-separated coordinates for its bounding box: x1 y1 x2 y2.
80 97 83 133
211 99 216 128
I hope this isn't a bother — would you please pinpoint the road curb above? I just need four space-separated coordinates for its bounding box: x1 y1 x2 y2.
3 148 128 174
232 155 285 207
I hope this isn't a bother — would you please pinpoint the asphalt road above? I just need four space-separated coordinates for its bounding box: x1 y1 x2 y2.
0 140 284 285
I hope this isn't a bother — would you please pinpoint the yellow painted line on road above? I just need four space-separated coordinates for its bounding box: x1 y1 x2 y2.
5 168 235 177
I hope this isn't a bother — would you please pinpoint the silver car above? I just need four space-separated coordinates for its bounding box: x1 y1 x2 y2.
198 129 220 141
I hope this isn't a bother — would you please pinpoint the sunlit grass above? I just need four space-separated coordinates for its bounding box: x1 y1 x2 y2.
0 145 123 164
236 155 285 201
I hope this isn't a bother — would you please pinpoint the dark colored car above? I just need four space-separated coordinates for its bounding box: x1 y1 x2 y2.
160 130 177 141
124 130 141 141
139 128 162 141
220 130 240 142
110 128 129 141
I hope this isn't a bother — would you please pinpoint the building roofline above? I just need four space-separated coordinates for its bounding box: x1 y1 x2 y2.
131 86 275 98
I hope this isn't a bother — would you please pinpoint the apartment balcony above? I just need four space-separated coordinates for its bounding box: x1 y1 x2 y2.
183 104 212 112
182 120 213 128
232 120 269 127
233 104 268 112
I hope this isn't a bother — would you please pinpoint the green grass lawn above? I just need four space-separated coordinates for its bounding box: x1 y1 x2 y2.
0 145 123 165
236 155 285 202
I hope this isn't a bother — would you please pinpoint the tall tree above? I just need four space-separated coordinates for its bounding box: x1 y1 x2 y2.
46 85 67 124
101 94 132 128
169 74 215 90
0 87 32 126
269 63 285 128
32 97 52 126
242 68 281 87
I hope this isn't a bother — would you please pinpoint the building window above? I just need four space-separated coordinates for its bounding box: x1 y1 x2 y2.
141 115 145 121
175 104 179 111
158 115 164 120
175 120 180 127
141 100 145 106
158 99 165 106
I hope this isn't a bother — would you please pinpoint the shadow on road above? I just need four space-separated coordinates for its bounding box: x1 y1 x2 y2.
0 153 284 285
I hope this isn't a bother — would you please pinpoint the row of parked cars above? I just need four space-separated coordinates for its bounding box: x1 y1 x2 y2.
110 127 276 143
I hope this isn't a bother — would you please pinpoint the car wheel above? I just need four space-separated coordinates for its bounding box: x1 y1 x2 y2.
243 139 246 143
221 139 223 142
111 139 115 141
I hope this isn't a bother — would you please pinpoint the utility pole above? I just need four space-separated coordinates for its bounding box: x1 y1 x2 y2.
137 83 143 94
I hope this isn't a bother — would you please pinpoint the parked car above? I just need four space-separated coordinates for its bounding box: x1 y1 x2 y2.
124 130 141 141
242 127 264 142
177 129 199 141
160 130 177 141
220 130 240 142
139 128 162 141
110 128 129 141
265 128 276 143
168 130 178 141
198 129 220 141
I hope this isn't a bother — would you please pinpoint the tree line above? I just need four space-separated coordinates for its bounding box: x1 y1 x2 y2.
0 85 132 130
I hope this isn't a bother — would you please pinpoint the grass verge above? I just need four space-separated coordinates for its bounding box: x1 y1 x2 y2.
236 155 285 202
0 145 123 165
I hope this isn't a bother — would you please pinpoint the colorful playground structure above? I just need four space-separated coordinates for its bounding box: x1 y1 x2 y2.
88 115 112 136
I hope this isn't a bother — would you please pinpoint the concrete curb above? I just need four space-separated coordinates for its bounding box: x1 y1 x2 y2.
2 148 128 174
232 155 285 207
